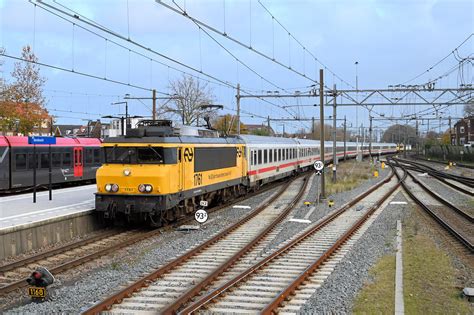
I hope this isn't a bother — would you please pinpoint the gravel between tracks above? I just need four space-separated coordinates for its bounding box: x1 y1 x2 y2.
406 156 474 177
415 173 474 216
299 190 410 314
263 165 391 252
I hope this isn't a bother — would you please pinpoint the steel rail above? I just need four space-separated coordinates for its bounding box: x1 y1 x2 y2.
391 159 474 253
406 171 474 223
182 169 397 314
82 175 306 315
394 159 473 196
0 229 163 295
161 176 310 314
401 164 473 196
395 158 474 187
413 156 474 170
0 229 120 273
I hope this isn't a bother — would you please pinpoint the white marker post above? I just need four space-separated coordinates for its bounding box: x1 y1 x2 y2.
314 161 324 203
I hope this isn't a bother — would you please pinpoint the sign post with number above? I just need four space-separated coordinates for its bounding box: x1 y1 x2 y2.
195 200 209 224
28 136 56 203
313 160 324 202
313 160 324 174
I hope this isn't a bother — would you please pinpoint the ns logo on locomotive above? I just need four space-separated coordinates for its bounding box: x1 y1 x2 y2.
95 120 397 226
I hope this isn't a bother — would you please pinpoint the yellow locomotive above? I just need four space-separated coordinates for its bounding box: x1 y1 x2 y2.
95 120 246 225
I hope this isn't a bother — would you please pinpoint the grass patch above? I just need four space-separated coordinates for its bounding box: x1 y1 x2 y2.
353 210 470 314
325 160 378 195
403 213 471 313
353 255 396 314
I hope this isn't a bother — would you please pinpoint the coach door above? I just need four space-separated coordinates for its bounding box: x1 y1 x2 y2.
73 147 83 177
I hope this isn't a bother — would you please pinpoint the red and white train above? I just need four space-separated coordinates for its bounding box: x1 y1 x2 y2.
241 135 397 187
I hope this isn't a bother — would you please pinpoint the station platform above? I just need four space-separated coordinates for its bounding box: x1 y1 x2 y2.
0 184 96 229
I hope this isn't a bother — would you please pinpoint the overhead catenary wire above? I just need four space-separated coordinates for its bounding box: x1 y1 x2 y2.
36 0 300 122
155 0 320 86
257 0 355 89
1 52 155 92
398 33 473 85
170 0 291 93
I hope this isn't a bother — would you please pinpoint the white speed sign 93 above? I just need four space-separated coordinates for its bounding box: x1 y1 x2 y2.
313 161 324 171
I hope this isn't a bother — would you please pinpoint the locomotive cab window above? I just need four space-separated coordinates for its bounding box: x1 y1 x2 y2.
104 146 177 164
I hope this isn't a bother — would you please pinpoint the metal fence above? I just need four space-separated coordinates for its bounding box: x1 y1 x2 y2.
424 145 474 162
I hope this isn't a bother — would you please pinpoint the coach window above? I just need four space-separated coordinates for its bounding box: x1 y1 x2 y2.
94 149 101 164
269 149 273 163
28 154 39 169
40 154 49 169
15 154 27 170
264 149 268 164
63 152 72 167
258 150 262 165
52 153 61 167
85 149 93 165
273 149 277 162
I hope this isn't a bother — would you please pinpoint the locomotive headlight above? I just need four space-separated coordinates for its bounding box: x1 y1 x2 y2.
123 169 131 176
105 184 112 192
145 184 153 193
111 184 119 192
138 184 146 193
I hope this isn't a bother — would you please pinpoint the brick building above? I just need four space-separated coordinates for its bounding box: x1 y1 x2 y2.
451 116 474 145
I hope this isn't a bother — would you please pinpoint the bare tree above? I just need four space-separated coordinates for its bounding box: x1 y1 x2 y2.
381 124 417 144
163 75 215 126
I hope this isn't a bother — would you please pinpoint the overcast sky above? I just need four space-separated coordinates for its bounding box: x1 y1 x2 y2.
1 0 473 133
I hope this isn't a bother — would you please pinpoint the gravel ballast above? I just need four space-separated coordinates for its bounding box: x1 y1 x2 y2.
299 190 410 314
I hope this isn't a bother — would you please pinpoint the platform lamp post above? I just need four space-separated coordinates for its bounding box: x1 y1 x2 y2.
111 101 129 131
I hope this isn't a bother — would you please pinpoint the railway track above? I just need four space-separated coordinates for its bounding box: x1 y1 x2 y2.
413 155 474 170
83 175 310 314
179 168 400 314
395 157 474 189
390 158 474 252
0 229 163 295
394 158 473 196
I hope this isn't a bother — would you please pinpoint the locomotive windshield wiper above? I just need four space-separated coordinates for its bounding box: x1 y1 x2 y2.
148 146 163 163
